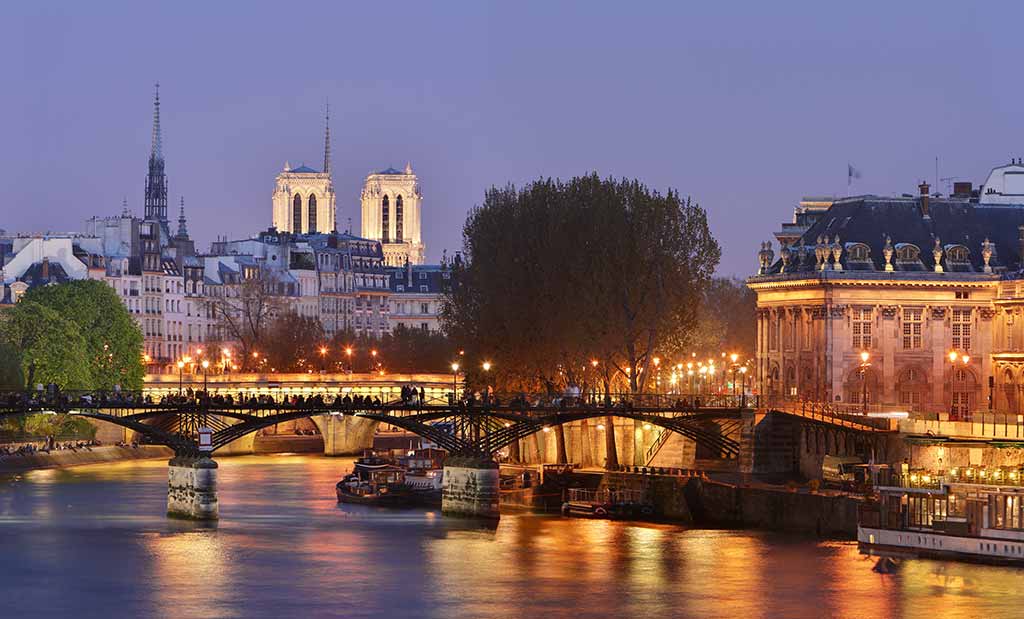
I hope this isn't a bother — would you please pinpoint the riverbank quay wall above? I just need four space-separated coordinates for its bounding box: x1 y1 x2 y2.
0 445 173 474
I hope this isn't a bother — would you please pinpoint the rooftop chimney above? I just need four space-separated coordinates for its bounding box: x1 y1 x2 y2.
919 181 931 218
41 256 49 280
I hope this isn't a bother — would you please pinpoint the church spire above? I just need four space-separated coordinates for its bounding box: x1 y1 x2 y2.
323 101 331 175
144 82 168 222
151 83 163 161
177 196 189 239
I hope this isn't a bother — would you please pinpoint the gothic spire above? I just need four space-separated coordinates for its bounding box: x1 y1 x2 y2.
144 82 168 221
177 196 188 239
151 83 163 161
323 101 331 175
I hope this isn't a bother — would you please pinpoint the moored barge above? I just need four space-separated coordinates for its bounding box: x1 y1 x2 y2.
858 466 1024 565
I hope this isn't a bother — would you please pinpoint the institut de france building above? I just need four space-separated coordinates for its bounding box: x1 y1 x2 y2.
749 161 1024 418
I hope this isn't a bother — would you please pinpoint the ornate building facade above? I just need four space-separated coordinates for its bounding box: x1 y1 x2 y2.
749 161 1024 418
271 111 336 235
360 163 425 266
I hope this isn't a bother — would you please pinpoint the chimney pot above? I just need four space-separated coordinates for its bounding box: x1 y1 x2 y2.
919 181 931 218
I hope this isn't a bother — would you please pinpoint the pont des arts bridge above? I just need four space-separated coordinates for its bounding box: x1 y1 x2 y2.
1 379 895 520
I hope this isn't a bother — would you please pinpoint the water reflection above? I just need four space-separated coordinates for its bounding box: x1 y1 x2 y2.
2 455 1024 618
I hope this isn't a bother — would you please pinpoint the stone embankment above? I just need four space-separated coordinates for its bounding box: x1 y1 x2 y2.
0 445 173 474
504 466 861 537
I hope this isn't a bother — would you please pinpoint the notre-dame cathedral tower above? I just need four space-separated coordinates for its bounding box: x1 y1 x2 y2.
360 162 425 266
271 109 336 235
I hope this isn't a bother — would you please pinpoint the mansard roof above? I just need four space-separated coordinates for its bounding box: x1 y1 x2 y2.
761 195 1024 276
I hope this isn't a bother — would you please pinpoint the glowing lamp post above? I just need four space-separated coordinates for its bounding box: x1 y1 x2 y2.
319 346 328 372
201 359 210 393
345 347 353 373
859 351 871 414
176 360 185 396
948 351 970 420
451 362 460 400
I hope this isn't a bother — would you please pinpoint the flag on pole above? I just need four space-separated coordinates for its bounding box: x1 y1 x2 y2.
848 163 862 186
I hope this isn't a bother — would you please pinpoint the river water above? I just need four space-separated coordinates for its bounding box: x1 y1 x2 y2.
1 455 1023 618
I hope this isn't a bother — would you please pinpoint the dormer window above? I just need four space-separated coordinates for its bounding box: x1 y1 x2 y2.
847 243 871 262
895 244 920 262
946 245 969 263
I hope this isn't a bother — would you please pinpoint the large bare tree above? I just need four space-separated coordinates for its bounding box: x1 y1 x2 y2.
202 269 286 368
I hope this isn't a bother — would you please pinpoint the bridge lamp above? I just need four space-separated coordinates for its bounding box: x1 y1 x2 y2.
201 359 209 369
643 423 652 431
451 362 459 372
596 424 605 431
542 426 551 433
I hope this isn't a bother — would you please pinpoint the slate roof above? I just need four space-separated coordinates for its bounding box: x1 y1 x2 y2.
377 167 404 175
387 265 448 294
762 196 1024 276
288 165 319 173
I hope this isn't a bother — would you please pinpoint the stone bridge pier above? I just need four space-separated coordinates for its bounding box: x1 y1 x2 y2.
167 455 219 520
442 456 500 519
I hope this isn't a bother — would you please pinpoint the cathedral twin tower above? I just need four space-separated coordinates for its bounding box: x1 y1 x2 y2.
271 108 424 266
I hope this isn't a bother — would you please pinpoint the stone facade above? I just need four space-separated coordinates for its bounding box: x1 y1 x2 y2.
749 161 1024 418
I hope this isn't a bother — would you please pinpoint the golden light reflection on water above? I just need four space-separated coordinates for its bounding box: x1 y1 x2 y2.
5 455 1024 618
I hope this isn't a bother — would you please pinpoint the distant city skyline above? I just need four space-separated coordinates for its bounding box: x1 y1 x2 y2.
4 2 1024 275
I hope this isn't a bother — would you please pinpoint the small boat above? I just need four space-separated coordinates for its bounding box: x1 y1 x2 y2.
402 467 443 506
561 488 655 519
336 456 416 507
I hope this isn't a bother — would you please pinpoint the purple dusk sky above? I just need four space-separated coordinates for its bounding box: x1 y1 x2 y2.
3 2 1023 276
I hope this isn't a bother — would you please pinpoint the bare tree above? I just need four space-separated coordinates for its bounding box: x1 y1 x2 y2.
202 268 286 368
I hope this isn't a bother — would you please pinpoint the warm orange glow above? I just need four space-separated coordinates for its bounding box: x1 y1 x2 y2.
482 361 492 371
948 351 958 363
345 347 353 356
252 351 259 358
962 354 971 364
730 353 739 363
143 354 151 362
201 360 209 369
319 346 327 356
590 359 599 367
371 349 378 357
451 362 460 372
653 356 660 366
860 351 870 363
176 360 184 369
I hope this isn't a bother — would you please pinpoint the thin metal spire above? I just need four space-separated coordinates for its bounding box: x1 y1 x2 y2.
151 82 163 161
323 100 331 175
177 196 188 238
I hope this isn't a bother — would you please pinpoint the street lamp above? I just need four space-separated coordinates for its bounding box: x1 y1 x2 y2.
319 346 328 372
948 351 970 420
482 361 492 402
345 347 353 373
739 365 748 407
451 362 460 400
176 360 185 396
201 359 210 393
859 351 871 414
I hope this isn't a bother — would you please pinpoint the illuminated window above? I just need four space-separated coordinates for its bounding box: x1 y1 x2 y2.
952 309 971 350
902 308 923 349
852 308 872 349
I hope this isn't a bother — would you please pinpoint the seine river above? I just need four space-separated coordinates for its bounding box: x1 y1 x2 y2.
2 455 1024 618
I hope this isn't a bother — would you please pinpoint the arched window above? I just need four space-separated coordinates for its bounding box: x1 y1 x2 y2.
395 195 404 242
897 365 929 412
308 194 318 233
951 368 977 420
1003 368 1018 415
292 194 302 232
381 195 390 242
